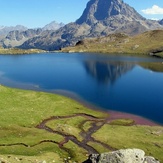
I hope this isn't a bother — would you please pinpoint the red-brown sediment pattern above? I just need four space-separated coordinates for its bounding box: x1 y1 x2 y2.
108 110 160 126
53 90 161 126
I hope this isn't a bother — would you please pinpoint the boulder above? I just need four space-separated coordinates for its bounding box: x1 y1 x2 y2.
83 149 160 163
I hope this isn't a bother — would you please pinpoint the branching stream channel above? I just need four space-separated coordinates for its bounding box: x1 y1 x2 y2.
0 112 135 159
36 113 118 157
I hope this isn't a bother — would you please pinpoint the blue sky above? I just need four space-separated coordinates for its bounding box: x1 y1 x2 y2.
0 0 163 28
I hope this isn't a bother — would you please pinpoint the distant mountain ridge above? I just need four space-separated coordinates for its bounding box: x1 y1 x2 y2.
2 29 43 48
0 0 163 50
42 21 64 31
0 21 64 48
0 25 27 39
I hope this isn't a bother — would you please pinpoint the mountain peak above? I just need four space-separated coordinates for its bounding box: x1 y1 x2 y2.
76 0 144 25
42 21 64 31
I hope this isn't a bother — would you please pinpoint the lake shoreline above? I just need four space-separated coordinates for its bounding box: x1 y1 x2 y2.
0 52 162 125
52 89 160 127
0 84 159 126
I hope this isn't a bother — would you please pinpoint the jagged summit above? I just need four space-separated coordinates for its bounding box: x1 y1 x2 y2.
76 0 145 25
42 21 64 31
75 0 160 38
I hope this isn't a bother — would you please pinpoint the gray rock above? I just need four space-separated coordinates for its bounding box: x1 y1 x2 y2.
99 149 145 163
144 156 160 163
85 149 160 163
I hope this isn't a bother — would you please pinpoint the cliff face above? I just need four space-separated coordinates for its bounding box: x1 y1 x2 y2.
76 0 144 25
76 0 161 36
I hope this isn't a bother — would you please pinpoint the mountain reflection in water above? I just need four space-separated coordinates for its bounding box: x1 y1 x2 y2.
84 60 134 84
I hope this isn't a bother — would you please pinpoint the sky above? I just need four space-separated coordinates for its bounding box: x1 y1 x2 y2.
0 0 163 28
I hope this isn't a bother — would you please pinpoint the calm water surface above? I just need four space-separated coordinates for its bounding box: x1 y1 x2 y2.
0 53 163 124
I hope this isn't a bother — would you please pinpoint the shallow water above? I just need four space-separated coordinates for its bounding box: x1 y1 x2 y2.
0 53 163 124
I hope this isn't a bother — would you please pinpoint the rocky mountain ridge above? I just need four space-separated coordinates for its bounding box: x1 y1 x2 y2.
1 29 43 48
18 0 163 50
0 25 27 40
0 21 64 48
1 0 163 50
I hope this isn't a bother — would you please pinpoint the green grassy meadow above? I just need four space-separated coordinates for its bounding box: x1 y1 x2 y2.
0 85 163 162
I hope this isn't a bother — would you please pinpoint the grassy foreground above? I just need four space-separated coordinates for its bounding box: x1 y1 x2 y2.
0 85 163 162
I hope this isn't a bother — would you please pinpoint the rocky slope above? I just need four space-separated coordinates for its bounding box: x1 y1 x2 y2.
62 30 163 57
0 21 64 48
19 0 163 50
1 28 43 48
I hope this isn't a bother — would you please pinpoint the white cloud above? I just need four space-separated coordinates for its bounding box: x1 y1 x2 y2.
142 5 163 15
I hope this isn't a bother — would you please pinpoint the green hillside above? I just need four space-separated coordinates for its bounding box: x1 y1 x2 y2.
62 30 163 58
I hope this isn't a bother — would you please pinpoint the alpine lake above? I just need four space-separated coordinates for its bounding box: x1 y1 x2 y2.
0 52 163 124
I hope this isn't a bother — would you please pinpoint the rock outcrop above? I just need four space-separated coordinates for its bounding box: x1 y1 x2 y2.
83 149 160 163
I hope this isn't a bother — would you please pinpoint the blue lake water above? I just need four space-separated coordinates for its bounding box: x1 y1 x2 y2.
0 53 163 124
